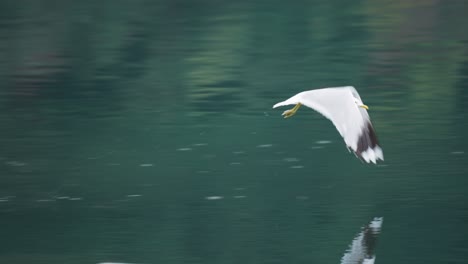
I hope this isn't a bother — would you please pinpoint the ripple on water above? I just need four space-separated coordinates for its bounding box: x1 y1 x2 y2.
126 194 142 198
36 199 55 202
290 165 304 169
139 163 154 167
283 157 299 162
316 140 332 144
376 164 389 168
0 196 14 202
205 196 223 200
5 161 26 167
256 144 273 148
177 147 192 151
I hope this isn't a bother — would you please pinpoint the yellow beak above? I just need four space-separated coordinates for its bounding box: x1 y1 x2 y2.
359 104 369 110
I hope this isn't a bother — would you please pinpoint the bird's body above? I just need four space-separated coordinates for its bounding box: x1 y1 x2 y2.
273 86 383 163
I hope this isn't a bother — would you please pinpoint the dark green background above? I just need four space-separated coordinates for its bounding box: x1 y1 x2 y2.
1 1 468 263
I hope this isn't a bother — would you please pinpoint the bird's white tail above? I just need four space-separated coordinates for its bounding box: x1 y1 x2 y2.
272 96 300 108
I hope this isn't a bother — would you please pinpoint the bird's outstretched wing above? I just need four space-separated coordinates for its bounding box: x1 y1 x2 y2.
273 86 383 163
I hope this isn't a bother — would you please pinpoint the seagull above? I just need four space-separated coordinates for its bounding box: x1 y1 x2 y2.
273 86 384 163
340 217 384 264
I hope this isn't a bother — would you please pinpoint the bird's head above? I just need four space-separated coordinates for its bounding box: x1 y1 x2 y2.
353 98 369 110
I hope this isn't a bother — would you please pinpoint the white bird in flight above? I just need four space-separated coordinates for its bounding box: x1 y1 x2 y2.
273 86 384 163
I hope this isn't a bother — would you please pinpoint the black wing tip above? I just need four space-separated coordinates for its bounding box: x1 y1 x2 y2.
355 122 384 163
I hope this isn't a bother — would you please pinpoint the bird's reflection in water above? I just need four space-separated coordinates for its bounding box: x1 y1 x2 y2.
340 217 383 264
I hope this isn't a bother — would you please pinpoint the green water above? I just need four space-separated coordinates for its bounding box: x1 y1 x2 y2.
1 1 468 263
